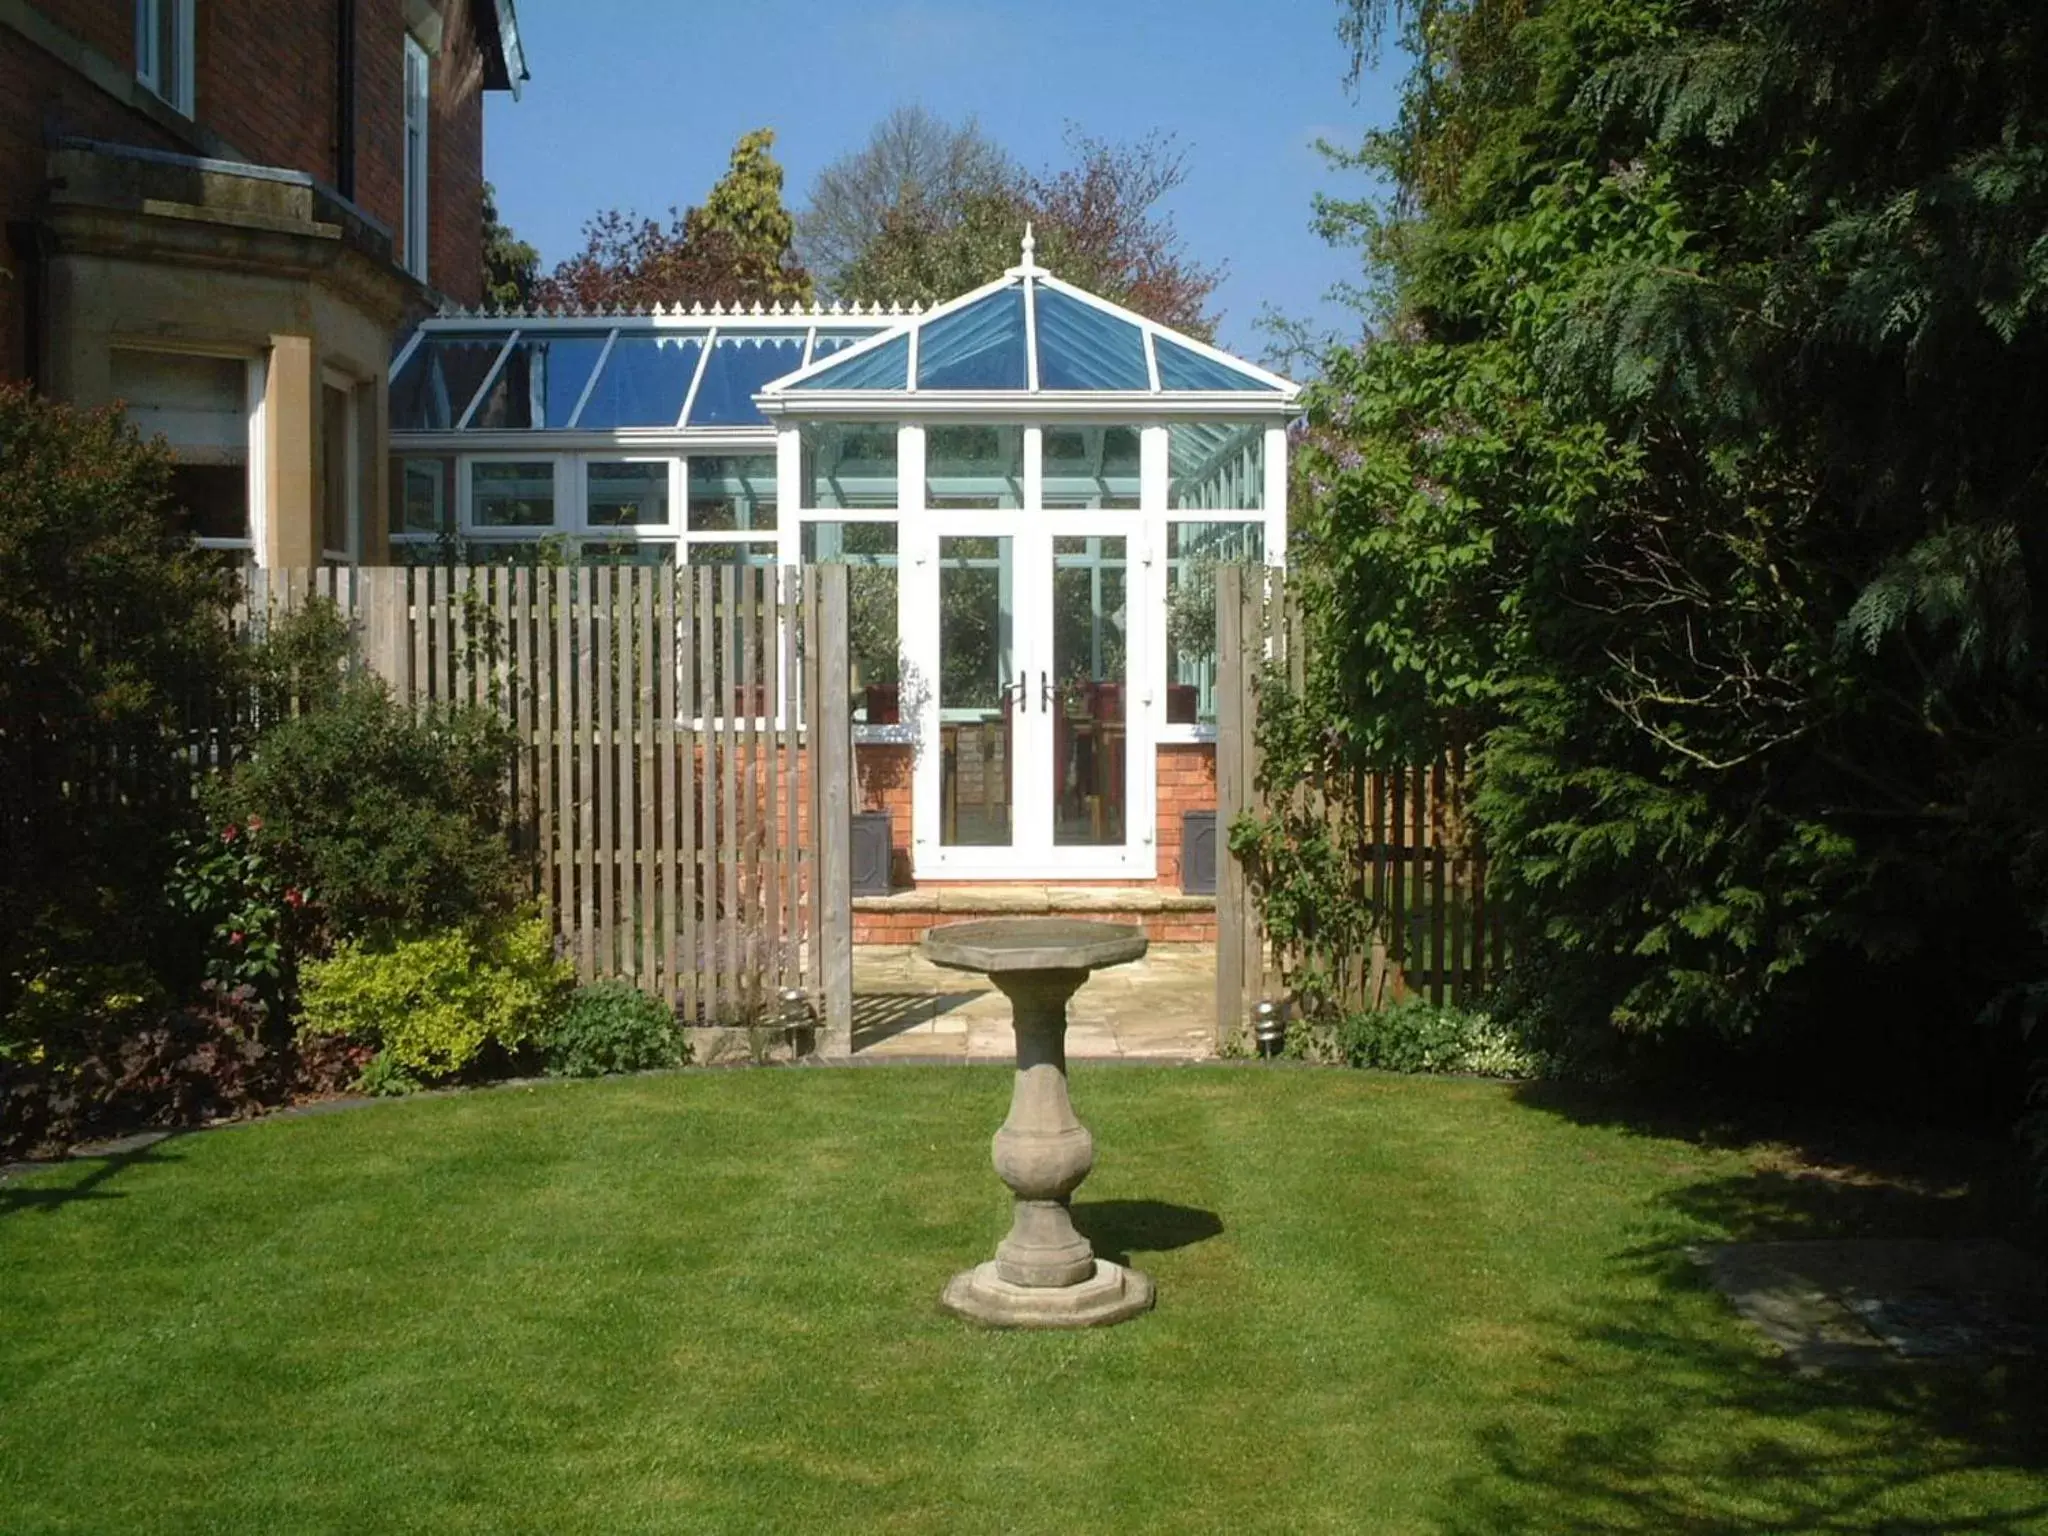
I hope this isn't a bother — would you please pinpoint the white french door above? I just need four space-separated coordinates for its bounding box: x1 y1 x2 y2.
905 513 1155 879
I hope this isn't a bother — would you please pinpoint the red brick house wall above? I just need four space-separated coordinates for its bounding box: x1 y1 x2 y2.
1 0 498 379
0 29 178 377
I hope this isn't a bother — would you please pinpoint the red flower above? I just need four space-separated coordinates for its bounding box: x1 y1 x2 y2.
246 815 264 833
221 823 240 842
284 887 304 909
229 930 245 946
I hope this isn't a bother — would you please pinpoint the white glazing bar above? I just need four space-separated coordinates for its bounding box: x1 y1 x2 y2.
388 328 427 383
564 328 618 429
1264 424 1290 563
455 329 521 431
775 424 803 568
1143 329 1161 393
1140 424 1169 511
676 326 716 427
1022 426 1044 509
1023 273 1040 392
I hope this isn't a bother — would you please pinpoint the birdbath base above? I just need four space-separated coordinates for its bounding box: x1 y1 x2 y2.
921 920 1157 1331
942 1259 1155 1329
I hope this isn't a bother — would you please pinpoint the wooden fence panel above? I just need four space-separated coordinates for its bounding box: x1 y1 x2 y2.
231 566 853 1046
1213 570 1505 1041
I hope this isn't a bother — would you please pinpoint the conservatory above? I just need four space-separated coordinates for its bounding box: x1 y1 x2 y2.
386 234 1297 901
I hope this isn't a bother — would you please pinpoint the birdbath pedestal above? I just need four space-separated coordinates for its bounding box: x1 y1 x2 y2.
922 918 1156 1328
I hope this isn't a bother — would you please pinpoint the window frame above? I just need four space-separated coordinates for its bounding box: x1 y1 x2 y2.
136 0 195 117
319 369 362 565
402 35 431 283
112 342 264 558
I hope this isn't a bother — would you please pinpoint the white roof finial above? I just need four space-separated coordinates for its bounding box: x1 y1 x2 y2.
1021 221 1037 269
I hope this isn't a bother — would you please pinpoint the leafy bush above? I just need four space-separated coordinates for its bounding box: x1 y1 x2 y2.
0 383 240 1055
298 916 571 1083
210 669 521 943
1337 998 1537 1080
543 983 688 1078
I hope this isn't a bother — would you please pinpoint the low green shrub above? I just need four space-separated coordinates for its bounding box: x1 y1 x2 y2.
355 1051 426 1098
1337 997 1538 1079
543 983 688 1078
298 915 571 1083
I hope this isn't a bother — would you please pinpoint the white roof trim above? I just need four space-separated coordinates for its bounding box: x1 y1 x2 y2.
756 267 1299 404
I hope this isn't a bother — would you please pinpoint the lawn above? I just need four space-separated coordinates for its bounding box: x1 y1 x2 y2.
2 1067 2042 1534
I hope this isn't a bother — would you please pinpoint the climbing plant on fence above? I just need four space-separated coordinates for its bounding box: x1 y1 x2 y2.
1214 567 1505 1040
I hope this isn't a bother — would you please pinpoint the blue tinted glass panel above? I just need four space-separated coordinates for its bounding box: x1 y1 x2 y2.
390 336 508 429
789 331 909 391
577 335 704 427
1154 334 1270 392
916 287 1026 391
1034 287 1148 391
467 332 610 429
687 334 808 426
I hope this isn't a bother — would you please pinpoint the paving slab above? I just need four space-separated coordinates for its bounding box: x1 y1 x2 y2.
853 943 1217 1061
1698 1239 2048 1368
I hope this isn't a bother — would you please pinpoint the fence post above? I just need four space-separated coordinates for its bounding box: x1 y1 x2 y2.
815 564 854 1057
1214 565 1247 1051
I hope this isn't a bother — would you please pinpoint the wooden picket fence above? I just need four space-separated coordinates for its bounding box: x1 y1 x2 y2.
1214 567 1507 1045
240 564 854 1050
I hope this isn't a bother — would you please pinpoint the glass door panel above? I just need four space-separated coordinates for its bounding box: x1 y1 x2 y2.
939 535 1014 848
1051 536 1128 847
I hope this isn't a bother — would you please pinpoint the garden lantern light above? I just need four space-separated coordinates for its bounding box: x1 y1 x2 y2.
1253 1000 1285 1058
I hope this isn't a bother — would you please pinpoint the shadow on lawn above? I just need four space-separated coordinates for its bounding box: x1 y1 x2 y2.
1070 1199 1222 1267
1433 1084 2048 1532
0 1131 186 1219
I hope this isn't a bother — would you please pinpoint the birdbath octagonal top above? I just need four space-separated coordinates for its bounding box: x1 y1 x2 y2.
921 918 1147 976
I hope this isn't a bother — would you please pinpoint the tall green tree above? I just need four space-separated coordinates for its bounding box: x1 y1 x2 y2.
481 182 539 310
535 129 813 311
1266 0 2048 1099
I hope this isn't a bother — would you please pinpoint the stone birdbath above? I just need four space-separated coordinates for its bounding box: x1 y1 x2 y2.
922 918 1155 1328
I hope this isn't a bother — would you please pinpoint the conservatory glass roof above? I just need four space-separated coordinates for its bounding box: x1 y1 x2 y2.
388 311 899 432
764 236 1295 403
388 234 1296 434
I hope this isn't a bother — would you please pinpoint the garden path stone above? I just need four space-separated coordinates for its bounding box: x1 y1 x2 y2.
1699 1238 2048 1368
853 942 1216 1061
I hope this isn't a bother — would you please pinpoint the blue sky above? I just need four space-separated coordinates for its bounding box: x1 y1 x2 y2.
484 0 1406 362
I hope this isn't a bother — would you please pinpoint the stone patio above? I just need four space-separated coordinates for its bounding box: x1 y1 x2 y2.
853 942 1217 1061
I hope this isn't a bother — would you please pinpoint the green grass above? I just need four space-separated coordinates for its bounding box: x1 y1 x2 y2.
2 1068 2042 1534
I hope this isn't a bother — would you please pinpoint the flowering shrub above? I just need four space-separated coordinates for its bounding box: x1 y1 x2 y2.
165 817 318 1017
298 915 571 1085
